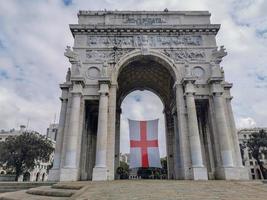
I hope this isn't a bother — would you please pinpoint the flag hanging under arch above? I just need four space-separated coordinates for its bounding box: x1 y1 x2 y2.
128 119 161 169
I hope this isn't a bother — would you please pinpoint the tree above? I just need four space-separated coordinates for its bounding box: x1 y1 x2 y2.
0 131 54 181
116 161 129 179
245 129 267 179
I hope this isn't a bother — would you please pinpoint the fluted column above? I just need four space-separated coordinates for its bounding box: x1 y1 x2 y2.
92 81 109 181
184 81 207 180
213 93 234 167
226 97 243 167
175 83 191 179
60 82 83 181
186 93 204 167
114 108 121 179
48 87 68 181
106 84 117 180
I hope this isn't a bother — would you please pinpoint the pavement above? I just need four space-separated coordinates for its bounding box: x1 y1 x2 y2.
1 180 267 200
71 180 267 200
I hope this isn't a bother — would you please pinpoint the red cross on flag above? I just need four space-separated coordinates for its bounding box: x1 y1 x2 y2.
129 119 161 169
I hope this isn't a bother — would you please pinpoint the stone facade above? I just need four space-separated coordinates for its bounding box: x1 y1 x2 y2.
238 128 267 179
48 10 249 181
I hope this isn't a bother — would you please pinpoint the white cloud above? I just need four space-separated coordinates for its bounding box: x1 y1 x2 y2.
120 90 166 157
236 117 257 129
0 0 266 155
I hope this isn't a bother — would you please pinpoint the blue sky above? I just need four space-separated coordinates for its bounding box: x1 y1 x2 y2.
0 0 267 155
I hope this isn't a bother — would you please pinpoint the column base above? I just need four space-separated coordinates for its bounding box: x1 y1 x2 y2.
59 168 79 181
48 168 60 181
92 167 108 181
216 167 249 180
191 167 208 180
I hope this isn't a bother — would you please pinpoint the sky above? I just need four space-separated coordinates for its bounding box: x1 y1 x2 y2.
0 0 267 156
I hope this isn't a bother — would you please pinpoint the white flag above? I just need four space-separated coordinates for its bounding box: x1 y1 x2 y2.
128 119 161 169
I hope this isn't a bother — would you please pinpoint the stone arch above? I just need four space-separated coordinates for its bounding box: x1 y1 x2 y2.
115 50 178 108
112 49 182 84
113 50 179 180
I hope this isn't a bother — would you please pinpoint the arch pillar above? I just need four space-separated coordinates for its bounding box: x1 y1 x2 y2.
92 80 110 181
183 79 208 180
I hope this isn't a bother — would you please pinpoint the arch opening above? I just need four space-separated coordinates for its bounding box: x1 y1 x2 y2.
115 55 177 180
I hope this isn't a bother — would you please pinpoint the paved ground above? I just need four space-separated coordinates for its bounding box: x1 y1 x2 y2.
71 180 267 200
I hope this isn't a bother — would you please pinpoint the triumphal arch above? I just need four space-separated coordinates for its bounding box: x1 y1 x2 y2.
48 10 249 181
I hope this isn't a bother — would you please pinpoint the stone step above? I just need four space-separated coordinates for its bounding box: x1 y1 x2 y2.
0 190 68 200
0 182 56 187
26 186 76 197
0 182 56 193
52 184 83 190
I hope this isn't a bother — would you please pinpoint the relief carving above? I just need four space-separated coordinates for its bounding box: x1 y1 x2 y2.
86 50 113 62
87 35 202 48
163 49 206 61
86 49 134 62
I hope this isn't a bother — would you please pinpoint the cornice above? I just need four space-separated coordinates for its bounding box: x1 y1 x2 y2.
69 24 220 37
78 10 211 16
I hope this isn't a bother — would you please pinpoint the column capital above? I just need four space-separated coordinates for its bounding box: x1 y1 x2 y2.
98 82 110 96
71 82 83 95
183 80 196 95
210 82 224 96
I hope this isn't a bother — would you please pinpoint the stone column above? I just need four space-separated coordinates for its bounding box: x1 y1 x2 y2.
226 97 243 167
173 113 182 179
48 86 68 181
213 92 234 168
184 81 208 180
106 84 117 180
175 83 191 179
60 82 83 181
92 81 109 181
164 111 174 179
114 108 121 179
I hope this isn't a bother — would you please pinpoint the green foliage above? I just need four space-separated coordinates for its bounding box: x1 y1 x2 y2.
245 129 267 179
0 131 54 180
160 157 167 170
116 161 129 179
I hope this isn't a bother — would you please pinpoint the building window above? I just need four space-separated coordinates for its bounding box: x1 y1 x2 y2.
251 169 255 173
244 134 247 138
252 175 255 179
250 161 253 166
249 153 252 159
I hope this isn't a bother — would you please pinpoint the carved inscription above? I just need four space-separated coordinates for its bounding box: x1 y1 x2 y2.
123 17 166 26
